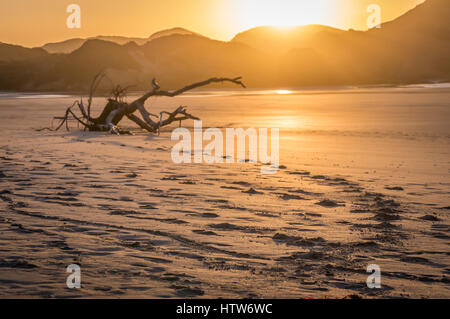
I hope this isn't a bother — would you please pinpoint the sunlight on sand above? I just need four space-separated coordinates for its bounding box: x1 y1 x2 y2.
271 116 302 129
276 90 292 95
251 115 304 130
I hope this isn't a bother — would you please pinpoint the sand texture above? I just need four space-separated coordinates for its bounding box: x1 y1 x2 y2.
0 87 449 298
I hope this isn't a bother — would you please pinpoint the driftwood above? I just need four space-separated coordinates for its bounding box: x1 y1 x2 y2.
44 75 246 135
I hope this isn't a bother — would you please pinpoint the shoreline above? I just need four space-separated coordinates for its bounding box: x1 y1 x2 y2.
1 82 450 98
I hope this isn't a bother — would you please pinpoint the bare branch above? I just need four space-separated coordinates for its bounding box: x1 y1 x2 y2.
132 76 245 106
157 77 246 97
87 73 106 119
126 114 156 133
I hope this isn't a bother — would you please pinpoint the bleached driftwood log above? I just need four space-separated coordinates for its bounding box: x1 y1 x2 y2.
45 75 246 135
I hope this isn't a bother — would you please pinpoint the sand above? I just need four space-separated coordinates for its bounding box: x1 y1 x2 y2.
0 86 449 298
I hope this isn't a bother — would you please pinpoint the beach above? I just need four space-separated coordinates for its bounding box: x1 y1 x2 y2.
0 86 449 298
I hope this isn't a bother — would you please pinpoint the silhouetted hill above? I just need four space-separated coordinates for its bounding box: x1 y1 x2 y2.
139 34 267 87
371 0 449 35
364 0 450 82
0 42 48 62
42 38 87 54
148 27 202 41
0 0 448 91
232 25 346 53
0 34 265 91
231 0 450 85
41 28 200 54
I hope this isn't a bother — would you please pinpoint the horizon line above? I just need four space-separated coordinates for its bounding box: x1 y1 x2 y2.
6 23 366 49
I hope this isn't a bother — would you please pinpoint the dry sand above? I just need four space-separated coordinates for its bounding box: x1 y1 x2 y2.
0 87 449 298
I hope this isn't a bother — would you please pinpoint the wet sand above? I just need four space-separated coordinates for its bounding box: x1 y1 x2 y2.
0 87 449 298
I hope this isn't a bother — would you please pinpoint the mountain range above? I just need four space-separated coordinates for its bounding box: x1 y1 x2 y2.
40 28 202 54
0 0 448 91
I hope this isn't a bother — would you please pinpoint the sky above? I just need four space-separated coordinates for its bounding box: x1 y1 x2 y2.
0 0 425 47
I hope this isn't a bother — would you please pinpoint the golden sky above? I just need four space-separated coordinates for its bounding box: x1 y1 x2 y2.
0 0 425 47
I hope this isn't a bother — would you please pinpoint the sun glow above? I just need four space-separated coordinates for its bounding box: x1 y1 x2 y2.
276 90 292 95
238 0 333 29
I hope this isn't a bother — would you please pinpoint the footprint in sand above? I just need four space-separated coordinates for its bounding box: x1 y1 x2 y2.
242 188 263 195
192 229 219 236
279 193 306 200
315 199 345 208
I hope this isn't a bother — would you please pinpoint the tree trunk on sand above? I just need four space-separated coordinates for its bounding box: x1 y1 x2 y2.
42 75 246 135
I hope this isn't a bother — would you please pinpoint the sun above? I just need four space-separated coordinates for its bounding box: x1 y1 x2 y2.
238 0 333 28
